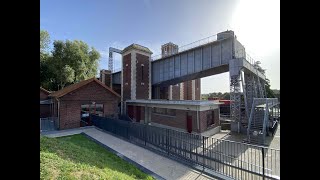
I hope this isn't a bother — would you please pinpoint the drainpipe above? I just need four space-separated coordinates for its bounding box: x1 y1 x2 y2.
56 98 60 130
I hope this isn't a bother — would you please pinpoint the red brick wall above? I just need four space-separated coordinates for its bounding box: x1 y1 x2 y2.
183 81 193 100
195 79 201 100
104 74 111 87
40 90 49 100
177 79 201 100
58 81 120 130
151 109 199 132
160 86 169 99
127 105 145 123
100 71 112 87
112 84 121 95
157 80 197 100
199 109 220 132
172 84 180 100
123 53 131 101
136 53 150 99
150 108 219 133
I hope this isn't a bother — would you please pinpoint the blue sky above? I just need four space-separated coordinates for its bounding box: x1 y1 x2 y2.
41 0 280 93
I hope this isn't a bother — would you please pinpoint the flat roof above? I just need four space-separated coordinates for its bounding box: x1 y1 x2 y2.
126 99 223 106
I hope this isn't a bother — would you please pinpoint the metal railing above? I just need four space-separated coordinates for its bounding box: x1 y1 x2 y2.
92 115 280 180
234 48 259 67
40 117 58 131
247 98 279 144
111 34 264 77
151 34 219 61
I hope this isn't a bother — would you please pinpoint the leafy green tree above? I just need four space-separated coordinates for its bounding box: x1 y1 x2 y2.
40 30 53 88
222 92 230 100
40 30 50 53
50 40 100 90
40 30 101 90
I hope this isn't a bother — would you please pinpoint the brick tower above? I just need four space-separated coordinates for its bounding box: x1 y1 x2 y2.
121 44 152 114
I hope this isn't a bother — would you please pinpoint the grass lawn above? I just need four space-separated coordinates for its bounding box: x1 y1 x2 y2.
40 134 154 180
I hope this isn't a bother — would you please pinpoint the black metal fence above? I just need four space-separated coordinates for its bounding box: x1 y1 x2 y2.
40 117 58 131
91 115 280 180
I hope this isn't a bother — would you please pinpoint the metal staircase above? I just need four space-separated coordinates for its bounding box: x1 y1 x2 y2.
245 98 278 145
247 106 265 144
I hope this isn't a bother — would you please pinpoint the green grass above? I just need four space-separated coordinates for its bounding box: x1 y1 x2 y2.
40 134 154 180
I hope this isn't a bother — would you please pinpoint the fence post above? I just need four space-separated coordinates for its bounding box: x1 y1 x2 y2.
144 125 147 146
166 129 169 155
262 148 265 180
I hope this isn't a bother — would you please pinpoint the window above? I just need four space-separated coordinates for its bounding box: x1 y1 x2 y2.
153 107 176 116
126 64 129 84
141 64 144 81
81 103 104 124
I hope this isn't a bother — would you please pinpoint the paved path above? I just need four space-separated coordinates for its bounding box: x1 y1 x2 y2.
42 127 219 180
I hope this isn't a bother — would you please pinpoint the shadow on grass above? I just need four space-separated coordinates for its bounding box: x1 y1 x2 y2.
40 134 153 180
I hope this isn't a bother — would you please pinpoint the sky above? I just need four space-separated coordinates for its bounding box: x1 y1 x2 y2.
40 0 280 93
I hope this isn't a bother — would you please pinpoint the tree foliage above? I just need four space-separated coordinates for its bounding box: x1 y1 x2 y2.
202 92 230 100
40 30 50 54
40 30 52 87
40 30 100 90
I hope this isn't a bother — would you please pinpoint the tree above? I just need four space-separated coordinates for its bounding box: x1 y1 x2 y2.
60 65 75 87
50 40 100 90
40 30 53 88
40 30 50 54
222 92 230 100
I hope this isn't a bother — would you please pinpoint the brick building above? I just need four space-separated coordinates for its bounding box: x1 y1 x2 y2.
48 78 120 130
40 87 51 118
43 43 221 135
115 43 221 135
126 100 221 134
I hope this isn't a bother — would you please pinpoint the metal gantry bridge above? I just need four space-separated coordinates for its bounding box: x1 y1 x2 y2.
109 30 279 145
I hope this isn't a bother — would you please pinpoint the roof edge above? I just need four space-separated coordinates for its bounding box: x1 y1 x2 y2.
40 87 50 94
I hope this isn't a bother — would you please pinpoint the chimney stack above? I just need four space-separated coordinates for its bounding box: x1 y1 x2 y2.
100 69 112 88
